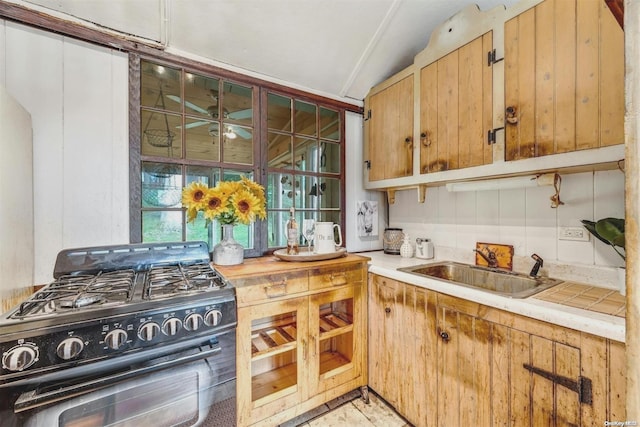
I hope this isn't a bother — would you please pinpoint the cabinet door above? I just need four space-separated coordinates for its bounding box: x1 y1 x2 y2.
236 296 309 426
367 75 414 181
368 275 402 407
308 285 362 395
436 305 493 426
420 32 493 174
368 276 437 427
504 0 624 160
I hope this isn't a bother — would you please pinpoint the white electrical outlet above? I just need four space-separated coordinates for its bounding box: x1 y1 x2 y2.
559 226 590 242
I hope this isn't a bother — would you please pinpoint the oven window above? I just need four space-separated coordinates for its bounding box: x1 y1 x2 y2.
58 371 200 427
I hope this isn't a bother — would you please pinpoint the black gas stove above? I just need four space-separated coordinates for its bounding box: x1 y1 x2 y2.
0 241 237 389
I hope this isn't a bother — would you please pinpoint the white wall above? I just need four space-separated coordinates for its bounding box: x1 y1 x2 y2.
389 170 625 285
0 85 34 311
0 19 129 284
344 111 385 252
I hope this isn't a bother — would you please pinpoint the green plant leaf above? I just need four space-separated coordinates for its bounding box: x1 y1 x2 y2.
595 217 625 249
580 220 610 245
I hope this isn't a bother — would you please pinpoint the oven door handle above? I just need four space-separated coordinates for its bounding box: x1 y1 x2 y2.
14 344 221 413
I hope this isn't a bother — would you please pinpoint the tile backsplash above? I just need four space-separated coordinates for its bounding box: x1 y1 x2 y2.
389 170 625 288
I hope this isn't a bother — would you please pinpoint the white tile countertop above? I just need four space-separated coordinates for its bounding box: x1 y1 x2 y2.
360 250 625 343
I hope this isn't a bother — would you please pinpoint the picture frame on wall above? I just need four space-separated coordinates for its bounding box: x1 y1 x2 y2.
356 201 378 237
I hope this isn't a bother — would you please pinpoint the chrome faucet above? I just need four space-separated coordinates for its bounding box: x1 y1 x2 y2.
529 254 544 277
474 248 498 268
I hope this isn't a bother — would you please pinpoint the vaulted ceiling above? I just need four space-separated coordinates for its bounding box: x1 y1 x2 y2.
22 0 519 104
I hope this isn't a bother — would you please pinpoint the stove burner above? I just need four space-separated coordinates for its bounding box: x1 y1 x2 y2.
58 294 105 309
145 263 227 299
11 270 135 319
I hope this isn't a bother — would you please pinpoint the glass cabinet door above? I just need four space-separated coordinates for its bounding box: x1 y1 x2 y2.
308 286 361 394
237 295 309 422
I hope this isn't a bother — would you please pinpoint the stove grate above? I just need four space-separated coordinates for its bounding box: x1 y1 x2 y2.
145 263 227 300
11 270 135 318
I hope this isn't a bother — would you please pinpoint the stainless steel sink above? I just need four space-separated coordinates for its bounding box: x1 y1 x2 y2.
397 261 563 298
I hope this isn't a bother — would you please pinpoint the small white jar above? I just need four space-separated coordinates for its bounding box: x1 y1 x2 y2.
400 233 414 258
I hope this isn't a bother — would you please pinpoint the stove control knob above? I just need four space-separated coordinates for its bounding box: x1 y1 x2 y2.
204 309 223 327
162 318 183 336
105 329 128 350
56 337 84 360
2 344 39 371
184 313 204 332
138 322 160 341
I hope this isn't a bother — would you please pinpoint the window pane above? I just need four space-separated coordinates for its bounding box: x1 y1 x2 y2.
141 162 182 208
296 175 317 210
186 119 219 161
320 107 340 140
142 211 183 242
320 141 340 174
294 137 317 172
267 173 294 210
184 73 219 120
141 60 181 113
268 211 290 248
223 82 253 126
294 100 317 136
186 211 211 244
141 110 182 158
267 93 291 132
222 169 253 181
319 177 340 209
223 125 252 164
267 132 292 169
186 165 219 187
319 210 341 225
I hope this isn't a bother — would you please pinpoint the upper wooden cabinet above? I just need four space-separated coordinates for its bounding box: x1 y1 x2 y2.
420 32 493 174
504 0 624 160
365 74 414 181
363 0 625 194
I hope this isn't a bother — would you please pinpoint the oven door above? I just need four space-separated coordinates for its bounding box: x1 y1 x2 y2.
6 332 235 427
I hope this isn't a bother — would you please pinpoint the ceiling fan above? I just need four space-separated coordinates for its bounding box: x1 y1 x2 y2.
166 91 252 139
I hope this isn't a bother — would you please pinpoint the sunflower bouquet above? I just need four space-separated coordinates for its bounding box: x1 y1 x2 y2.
182 176 267 226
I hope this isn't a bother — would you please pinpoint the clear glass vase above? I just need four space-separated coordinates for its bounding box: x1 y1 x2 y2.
212 224 244 265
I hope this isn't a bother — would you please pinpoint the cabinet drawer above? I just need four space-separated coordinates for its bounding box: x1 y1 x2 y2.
235 270 308 304
309 262 364 291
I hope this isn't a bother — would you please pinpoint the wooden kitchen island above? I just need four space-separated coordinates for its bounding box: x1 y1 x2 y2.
216 253 369 427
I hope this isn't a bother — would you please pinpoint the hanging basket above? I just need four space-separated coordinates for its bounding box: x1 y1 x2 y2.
142 184 182 207
144 129 175 148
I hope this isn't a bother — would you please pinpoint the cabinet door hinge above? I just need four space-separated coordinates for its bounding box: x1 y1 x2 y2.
364 160 371 170
487 127 504 145
487 49 504 66
364 109 372 121
523 364 593 405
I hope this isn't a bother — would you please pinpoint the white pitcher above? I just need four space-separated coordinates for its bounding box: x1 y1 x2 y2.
314 222 342 253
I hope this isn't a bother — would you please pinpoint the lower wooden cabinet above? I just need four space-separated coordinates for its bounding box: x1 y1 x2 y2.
368 274 626 426
219 255 368 427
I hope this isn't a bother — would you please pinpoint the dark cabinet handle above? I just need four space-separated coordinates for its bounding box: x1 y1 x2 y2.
440 331 450 342
405 136 412 144
384 307 391 314
420 131 431 147
506 106 518 124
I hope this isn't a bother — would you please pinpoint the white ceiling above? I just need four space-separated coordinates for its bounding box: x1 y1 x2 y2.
22 0 519 104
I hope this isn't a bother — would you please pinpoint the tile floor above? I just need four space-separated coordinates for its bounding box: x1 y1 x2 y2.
279 390 411 427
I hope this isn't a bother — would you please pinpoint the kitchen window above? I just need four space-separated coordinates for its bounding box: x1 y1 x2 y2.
130 56 345 254
265 92 343 248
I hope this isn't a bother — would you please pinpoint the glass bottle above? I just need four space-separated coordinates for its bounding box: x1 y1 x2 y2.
286 207 299 255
